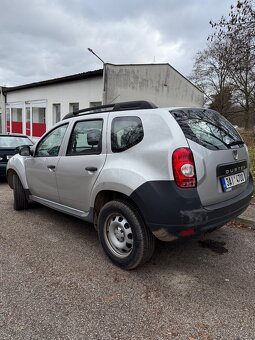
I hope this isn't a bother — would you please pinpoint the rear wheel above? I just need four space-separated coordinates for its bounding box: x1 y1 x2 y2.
98 200 155 269
13 174 28 211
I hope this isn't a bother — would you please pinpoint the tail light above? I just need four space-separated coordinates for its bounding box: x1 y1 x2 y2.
172 148 196 188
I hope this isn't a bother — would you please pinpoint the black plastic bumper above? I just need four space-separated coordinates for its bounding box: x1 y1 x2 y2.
130 175 253 241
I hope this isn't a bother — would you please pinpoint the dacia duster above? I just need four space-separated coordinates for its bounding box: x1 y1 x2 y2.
7 101 253 269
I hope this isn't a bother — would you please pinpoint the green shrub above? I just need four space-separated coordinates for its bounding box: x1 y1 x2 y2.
241 131 255 183
248 146 255 182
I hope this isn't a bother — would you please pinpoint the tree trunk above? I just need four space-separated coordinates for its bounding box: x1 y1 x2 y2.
244 110 251 131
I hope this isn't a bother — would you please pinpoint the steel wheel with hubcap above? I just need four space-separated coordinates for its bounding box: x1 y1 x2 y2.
98 199 155 269
104 213 133 258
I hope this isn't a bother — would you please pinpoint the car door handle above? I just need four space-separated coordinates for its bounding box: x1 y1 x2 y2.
85 166 98 172
47 165 56 171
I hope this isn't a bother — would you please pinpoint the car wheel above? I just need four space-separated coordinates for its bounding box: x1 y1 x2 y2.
13 174 28 211
98 199 155 269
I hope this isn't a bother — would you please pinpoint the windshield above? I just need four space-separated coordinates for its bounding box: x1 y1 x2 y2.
0 136 33 148
170 109 243 150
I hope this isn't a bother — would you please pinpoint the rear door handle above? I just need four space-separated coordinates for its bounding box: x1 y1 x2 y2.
85 167 98 172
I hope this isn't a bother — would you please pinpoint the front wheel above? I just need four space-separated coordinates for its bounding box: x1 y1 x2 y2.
13 174 28 211
98 200 155 270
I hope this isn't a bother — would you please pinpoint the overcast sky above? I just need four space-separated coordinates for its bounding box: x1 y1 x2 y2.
0 0 233 86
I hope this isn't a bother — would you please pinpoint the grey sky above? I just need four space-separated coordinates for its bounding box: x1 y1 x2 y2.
0 0 233 86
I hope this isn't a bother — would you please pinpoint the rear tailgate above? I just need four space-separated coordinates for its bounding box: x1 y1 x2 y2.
170 108 250 206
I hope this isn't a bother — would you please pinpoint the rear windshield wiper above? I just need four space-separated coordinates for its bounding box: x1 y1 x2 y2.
226 140 244 147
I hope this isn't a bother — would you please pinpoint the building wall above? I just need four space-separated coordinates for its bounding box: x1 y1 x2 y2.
5 76 103 136
3 64 203 137
104 64 204 107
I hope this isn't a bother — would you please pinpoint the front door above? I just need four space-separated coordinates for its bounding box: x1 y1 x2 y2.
25 124 68 202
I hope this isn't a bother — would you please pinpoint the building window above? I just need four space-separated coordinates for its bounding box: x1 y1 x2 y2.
11 107 23 133
32 107 46 137
11 108 22 122
69 103 79 113
53 104 61 124
5 107 10 133
26 106 31 136
90 101 102 108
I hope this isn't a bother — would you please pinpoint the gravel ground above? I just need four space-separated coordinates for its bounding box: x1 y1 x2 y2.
0 180 255 340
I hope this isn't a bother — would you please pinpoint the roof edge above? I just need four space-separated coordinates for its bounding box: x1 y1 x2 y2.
105 63 204 95
3 69 103 93
2 63 204 95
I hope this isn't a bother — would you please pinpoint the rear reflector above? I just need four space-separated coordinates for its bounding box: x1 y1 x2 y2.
180 229 195 236
172 148 197 188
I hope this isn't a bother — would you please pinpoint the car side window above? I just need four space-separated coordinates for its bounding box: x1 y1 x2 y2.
66 119 103 156
111 116 144 152
35 124 68 157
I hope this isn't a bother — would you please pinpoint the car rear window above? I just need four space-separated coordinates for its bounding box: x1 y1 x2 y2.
0 136 33 148
170 109 244 150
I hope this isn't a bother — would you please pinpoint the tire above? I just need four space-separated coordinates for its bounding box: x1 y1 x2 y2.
98 199 155 270
13 174 28 211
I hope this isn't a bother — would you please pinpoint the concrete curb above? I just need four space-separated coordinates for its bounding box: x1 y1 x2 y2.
235 217 255 230
232 199 255 229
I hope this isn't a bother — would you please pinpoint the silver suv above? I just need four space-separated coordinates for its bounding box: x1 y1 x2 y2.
7 101 253 269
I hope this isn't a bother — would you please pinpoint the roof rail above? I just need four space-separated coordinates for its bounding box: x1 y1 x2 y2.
62 100 157 120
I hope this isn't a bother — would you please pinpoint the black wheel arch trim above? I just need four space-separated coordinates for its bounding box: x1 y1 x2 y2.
130 176 253 240
130 180 203 227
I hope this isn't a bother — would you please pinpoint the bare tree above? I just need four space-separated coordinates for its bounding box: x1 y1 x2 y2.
210 0 255 48
210 86 233 114
209 0 255 129
189 41 232 112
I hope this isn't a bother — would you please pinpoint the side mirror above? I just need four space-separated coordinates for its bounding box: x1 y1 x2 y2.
87 129 101 146
18 145 33 156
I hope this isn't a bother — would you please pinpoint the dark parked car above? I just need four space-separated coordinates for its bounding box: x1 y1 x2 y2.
0 134 33 177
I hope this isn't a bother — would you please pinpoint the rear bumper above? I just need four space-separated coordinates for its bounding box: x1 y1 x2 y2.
130 175 253 241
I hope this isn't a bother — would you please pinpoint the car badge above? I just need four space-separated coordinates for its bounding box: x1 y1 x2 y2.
233 150 238 161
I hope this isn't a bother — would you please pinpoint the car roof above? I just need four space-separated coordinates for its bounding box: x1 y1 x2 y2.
62 101 205 121
62 100 158 120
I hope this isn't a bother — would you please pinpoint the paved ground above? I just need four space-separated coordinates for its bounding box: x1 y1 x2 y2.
0 180 255 340
237 198 255 228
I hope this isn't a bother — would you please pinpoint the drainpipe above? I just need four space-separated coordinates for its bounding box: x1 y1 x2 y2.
0 87 6 133
102 63 107 105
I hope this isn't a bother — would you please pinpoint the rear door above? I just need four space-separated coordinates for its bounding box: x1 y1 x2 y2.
170 109 249 206
56 116 107 212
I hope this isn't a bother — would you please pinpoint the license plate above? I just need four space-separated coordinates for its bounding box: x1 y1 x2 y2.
221 172 246 192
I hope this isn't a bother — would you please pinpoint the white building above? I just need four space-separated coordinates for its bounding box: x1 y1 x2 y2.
0 64 203 138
